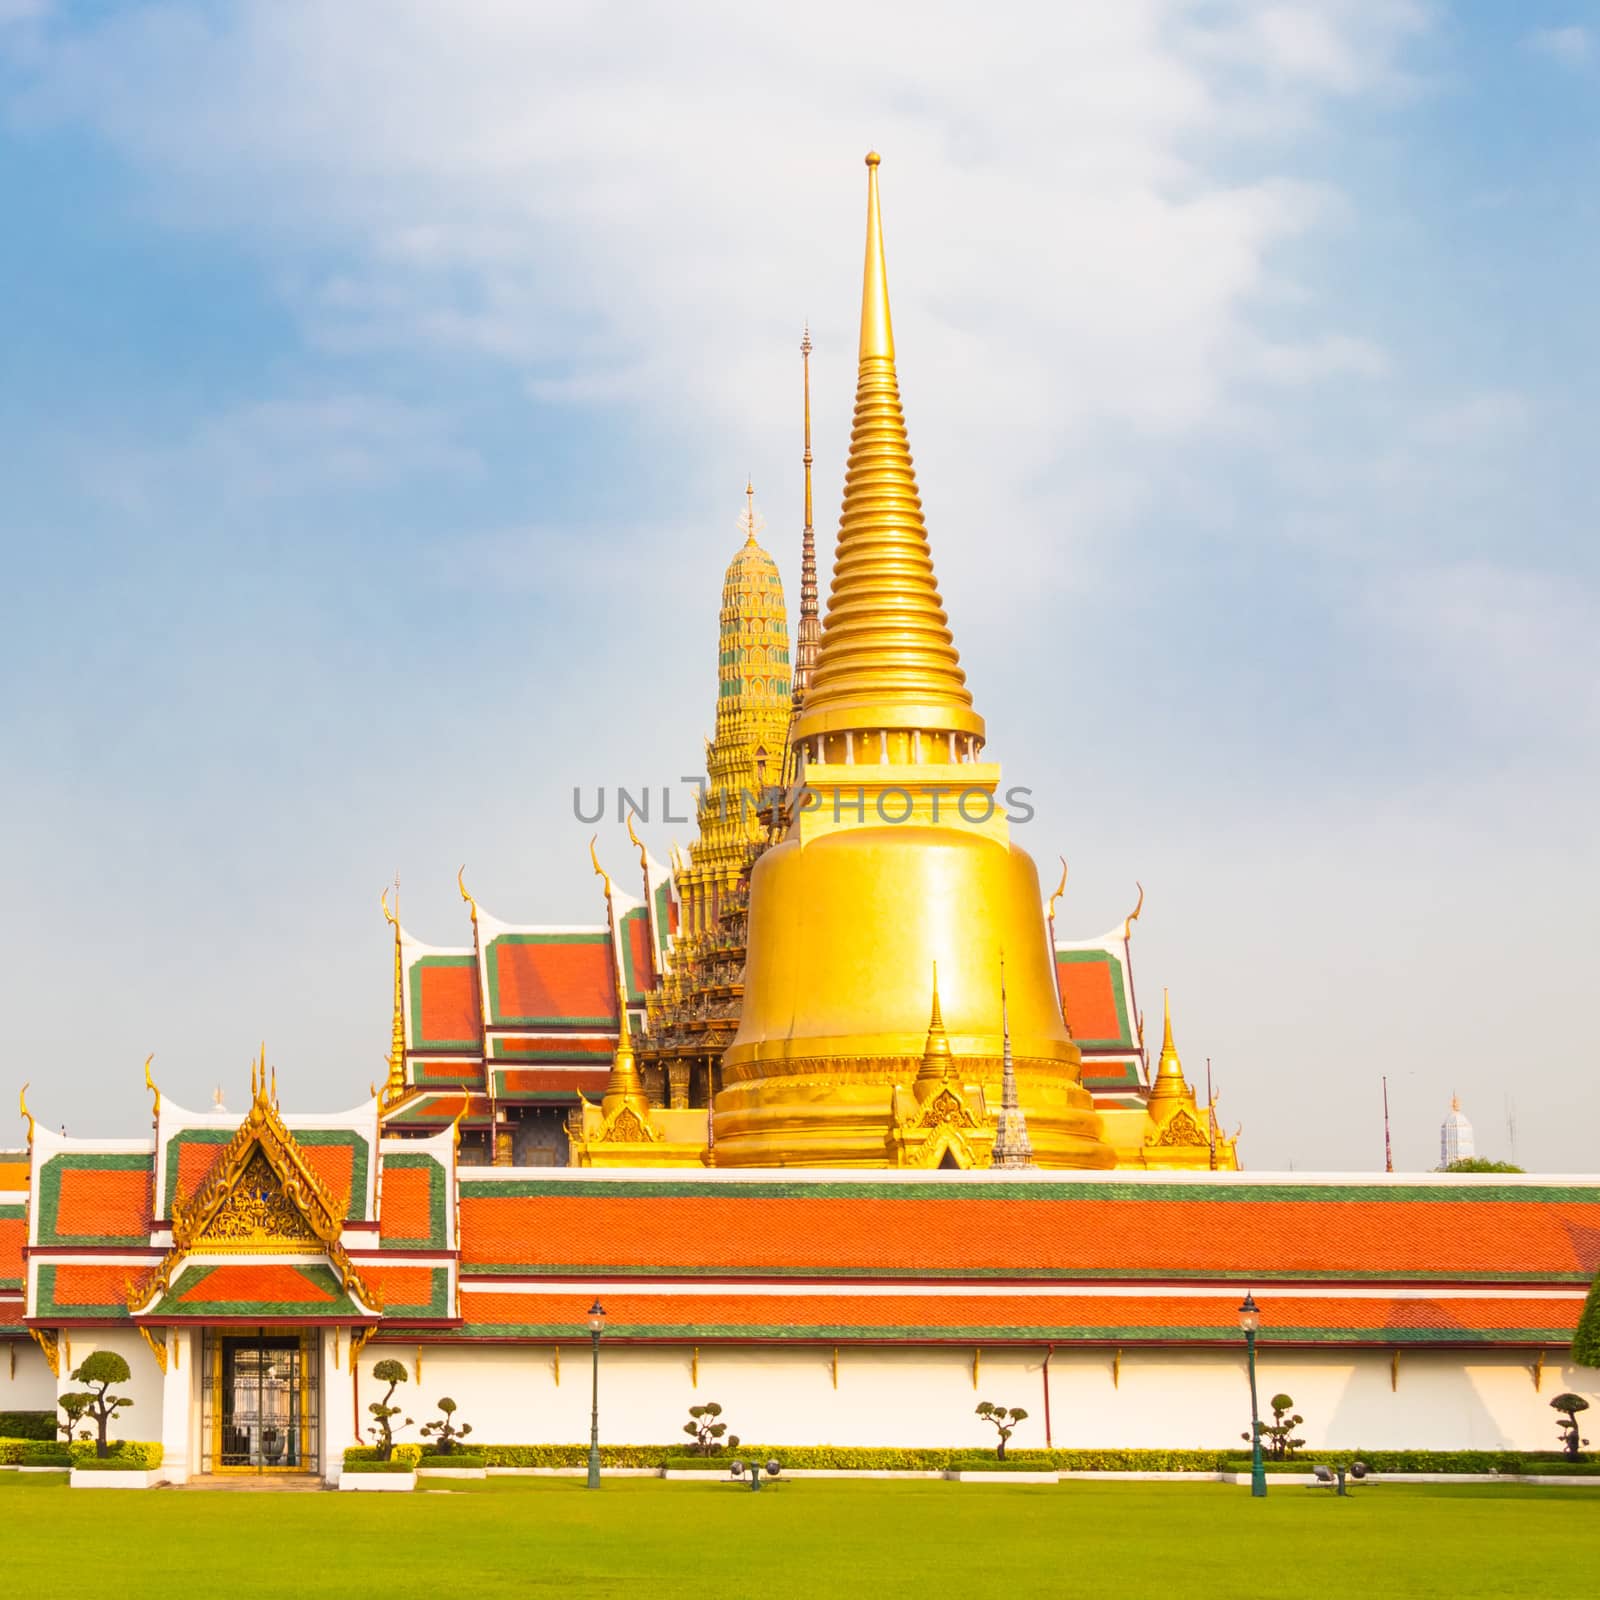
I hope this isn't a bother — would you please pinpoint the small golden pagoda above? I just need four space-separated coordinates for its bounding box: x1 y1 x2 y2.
1127 992 1239 1171
717 154 1113 1168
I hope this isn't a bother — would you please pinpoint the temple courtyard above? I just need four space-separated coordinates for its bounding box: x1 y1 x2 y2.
2 1475 1585 1598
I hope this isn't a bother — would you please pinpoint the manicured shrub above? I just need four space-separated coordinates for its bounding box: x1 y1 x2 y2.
56 1393 94 1445
366 1359 413 1461
419 1397 472 1455
418 1452 486 1470
70 1352 134 1459
20 1444 72 1467
974 1401 1029 1462
1243 1393 1306 1460
1550 1394 1590 1460
0 1412 56 1442
68 1440 162 1469
683 1401 740 1456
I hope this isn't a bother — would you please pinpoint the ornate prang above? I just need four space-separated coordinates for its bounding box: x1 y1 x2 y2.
989 957 1035 1169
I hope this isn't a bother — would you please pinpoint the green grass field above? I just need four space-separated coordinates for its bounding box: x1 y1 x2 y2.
2 1474 1589 1599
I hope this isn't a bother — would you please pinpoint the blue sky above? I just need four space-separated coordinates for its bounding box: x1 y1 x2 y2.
1 2 1595 1170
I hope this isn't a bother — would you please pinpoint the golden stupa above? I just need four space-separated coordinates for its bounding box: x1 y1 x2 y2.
716 153 1113 1168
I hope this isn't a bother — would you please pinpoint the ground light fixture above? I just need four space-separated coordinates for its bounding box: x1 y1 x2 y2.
586 1298 607 1489
1238 1292 1267 1499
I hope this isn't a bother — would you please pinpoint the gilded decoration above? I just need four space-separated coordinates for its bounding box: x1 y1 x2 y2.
28 1326 60 1378
138 1323 169 1373
920 1089 975 1130
127 1051 378 1317
1153 1110 1208 1149
602 1107 652 1144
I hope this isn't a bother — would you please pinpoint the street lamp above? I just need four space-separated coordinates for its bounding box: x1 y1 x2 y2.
586 1298 607 1490
1238 1292 1266 1499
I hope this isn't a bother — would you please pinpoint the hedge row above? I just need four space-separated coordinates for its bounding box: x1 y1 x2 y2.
0 1413 55 1443
344 1444 423 1468
0 1440 72 1466
418 1453 487 1471
468 1444 1592 1474
342 1460 417 1475
67 1441 163 1469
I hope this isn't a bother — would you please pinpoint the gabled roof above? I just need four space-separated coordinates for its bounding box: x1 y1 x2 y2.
157 1262 368 1320
129 1072 378 1322
30 1136 155 1248
1056 919 1146 1093
478 906 619 1029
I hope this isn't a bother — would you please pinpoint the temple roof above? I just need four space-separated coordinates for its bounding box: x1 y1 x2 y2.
452 1171 1600 1286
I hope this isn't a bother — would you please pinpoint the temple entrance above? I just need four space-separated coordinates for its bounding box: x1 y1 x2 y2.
200 1329 319 1473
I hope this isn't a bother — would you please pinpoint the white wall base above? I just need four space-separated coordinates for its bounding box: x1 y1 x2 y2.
69 1468 166 1489
338 1472 416 1491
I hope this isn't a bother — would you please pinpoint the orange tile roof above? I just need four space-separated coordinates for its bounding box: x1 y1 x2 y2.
0 1160 28 1189
456 1183 1600 1283
450 1288 1580 1344
49 1264 134 1307
53 1167 153 1242
175 1264 337 1306
303 1145 355 1217
371 1266 439 1311
419 962 482 1044
175 1141 224 1206
492 939 615 1024
0 1215 22 1287
379 1166 435 1243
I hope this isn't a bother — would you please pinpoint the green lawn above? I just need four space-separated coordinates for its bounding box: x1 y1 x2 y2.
2 1473 1589 1598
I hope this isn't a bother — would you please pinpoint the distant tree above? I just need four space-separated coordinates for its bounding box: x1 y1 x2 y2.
1572 1274 1600 1370
1243 1393 1306 1460
366 1359 414 1461
1438 1158 1524 1174
975 1400 1028 1462
682 1402 739 1456
71 1352 134 1459
1550 1394 1590 1461
419 1397 472 1456
56 1392 93 1445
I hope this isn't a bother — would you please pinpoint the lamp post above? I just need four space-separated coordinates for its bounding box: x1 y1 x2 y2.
1238 1292 1266 1499
586 1298 607 1490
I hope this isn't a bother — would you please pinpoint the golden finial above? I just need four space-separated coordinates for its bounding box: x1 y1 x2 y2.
589 835 612 897
626 811 649 876
1150 988 1188 1099
789 151 983 754
449 1095 467 1152
457 865 477 925
1048 858 1069 921
383 885 407 1108
270 1063 278 1107
915 962 952 1093
143 1054 160 1120
369 1081 378 1101
1123 881 1145 941
18 1083 34 1149
250 1054 258 1101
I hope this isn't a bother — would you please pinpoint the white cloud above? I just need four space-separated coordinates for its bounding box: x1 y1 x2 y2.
1526 25 1592 66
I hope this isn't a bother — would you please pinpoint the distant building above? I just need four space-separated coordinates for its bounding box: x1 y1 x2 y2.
1441 1094 1476 1166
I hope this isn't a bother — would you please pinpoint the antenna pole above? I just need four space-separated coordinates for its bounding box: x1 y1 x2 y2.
1383 1075 1394 1174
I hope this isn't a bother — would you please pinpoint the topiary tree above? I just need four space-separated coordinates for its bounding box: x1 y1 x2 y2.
682 1402 740 1456
1242 1393 1306 1460
1550 1394 1590 1460
975 1400 1028 1462
56 1392 93 1445
366 1359 414 1461
419 1397 472 1456
71 1352 133 1459
1572 1273 1600 1370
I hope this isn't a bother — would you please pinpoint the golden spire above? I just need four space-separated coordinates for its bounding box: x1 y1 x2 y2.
1150 988 1190 1101
602 1021 649 1120
382 886 407 1107
794 323 821 706
914 962 953 1095
789 152 984 755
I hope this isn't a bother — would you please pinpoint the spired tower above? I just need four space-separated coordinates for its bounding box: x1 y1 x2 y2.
718 155 1114 1168
1440 1095 1475 1167
640 486 791 1109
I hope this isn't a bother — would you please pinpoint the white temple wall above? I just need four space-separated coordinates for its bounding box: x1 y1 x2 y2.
2 1340 57 1412
377 1342 1594 1455
321 1329 360 1481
